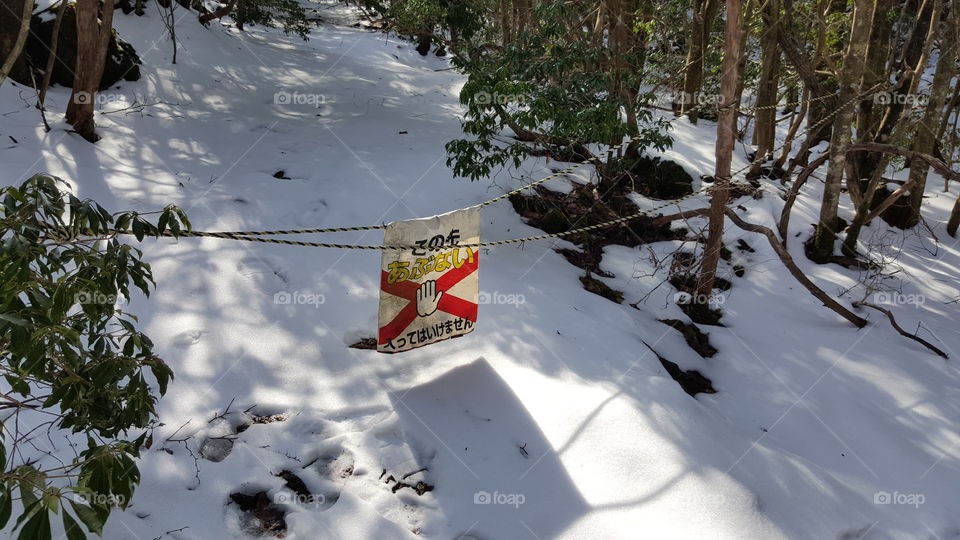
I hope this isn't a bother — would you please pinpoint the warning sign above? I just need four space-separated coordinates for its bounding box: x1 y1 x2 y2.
377 206 480 353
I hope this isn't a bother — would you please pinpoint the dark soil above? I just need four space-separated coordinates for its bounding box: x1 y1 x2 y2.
580 275 624 303
229 491 287 535
642 341 716 397
658 319 718 358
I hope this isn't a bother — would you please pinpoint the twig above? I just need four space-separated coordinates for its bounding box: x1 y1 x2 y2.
724 208 867 327
852 302 948 358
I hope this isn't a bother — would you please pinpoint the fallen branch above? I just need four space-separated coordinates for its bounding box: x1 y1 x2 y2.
651 207 711 226
862 178 917 224
778 152 829 242
725 208 867 327
852 302 948 358
848 143 960 183
198 0 237 25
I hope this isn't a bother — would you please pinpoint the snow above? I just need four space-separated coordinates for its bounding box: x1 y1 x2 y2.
2 3 960 539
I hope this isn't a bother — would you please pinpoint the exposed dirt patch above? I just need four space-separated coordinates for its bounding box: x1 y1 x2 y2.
679 302 724 326
509 184 684 249
580 275 624 303
555 247 614 278
229 491 287 536
305 448 356 482
669 273 732 292
642 341 716 397
658 319 718 358
380 468 435 496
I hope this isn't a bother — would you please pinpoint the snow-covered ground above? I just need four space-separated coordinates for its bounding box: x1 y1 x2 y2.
2 3 960 539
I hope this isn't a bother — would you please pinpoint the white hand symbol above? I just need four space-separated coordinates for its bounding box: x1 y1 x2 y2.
416 280 443 317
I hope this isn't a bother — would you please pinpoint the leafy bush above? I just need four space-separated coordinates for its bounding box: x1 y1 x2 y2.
227 0 312 38
0 175 187 539
445 0 673 181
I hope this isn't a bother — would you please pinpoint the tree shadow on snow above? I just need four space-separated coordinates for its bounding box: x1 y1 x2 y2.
389 357 589 539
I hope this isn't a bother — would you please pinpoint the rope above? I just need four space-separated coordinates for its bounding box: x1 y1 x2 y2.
161 185 716 250
138 85 889 249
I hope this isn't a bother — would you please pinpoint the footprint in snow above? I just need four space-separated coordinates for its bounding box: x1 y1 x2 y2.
173 329 207 348
236 255 290 295
291 199 329 227
299 446 356 511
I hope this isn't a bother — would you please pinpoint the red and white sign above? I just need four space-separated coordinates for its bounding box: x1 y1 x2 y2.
377 207 480 353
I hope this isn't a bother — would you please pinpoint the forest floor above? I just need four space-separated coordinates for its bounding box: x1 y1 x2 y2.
2 2 960 538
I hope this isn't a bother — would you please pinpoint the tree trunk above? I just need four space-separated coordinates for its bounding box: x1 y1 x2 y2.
695 0 742 300
856 0 937 182
0 0 33 87
679 0 720 123
809 0 874 261
38 0 69 108
903 4 958 227
65 0 115 142
750 0 780 175
947 194 960 237
851 0 893 184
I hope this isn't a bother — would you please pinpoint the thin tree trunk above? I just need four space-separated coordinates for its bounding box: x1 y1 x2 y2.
38 0 69 109
851 0 893 184
679 0 720 123
0 0 33 88
750 0 780 175
856 0 937 182
947 194 960 237
903 4 958 226
66 0 114 142
775 85 809 169
809 0 874 260
695 0 742 300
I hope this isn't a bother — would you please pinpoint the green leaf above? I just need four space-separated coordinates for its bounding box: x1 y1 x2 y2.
67 500 103 535
0 489 12 529
62 509 85 540
17 508 51 540
0 313 27 327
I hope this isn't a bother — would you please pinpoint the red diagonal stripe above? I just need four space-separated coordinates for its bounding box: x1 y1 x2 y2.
378 252 479 345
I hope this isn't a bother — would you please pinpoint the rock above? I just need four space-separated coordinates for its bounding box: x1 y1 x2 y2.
631 157 695 199
15 4 141 90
